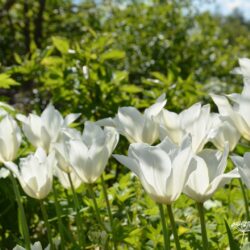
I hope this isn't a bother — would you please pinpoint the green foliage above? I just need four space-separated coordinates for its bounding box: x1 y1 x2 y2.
0 73 20 89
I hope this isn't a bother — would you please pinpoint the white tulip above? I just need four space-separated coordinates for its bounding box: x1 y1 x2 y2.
184 145 239 203
113 136 194 204
0 115 21 163
5 148 56 199
68 122 119 183
232 153 250 189
208 114 240 151
17 104 80 152
211 58 250 141
211 91 250 140
159 103 213 152
96 94 166 144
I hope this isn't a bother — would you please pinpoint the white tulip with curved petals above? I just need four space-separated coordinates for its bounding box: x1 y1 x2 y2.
0 115 21 163
113 136 194 204
184 145 239 203
159 103 213 152
5 148 56 200
96 94 166 144
211 58 250 141
68 122 119 183
17 104 80 152
211 91 250 140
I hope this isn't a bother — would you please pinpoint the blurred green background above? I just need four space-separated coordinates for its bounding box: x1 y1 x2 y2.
1 0 250 118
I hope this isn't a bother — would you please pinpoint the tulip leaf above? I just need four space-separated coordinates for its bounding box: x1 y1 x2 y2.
224 219 240 250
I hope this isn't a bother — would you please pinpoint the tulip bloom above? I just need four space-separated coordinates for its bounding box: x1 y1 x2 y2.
231 153 250 189
183 146 239 203
211 90 250 141
96 94 166 144
209 114 240 151
68 122 119 183
0 115 22 163
211 58 250 141
113 136 194 204
5 148 56 199
159 103 213 153
17 104 80 152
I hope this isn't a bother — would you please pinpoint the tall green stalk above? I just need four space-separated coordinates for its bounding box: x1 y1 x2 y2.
166 204 181 250
239 179 250 241
67 173 85 247
52 185 65 250
40 200 55 250
197 202 209 250
10 173 31 250
87 183 107 231
101 175 117 249
158 204 170 250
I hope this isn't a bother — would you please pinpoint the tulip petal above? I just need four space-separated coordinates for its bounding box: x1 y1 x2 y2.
232 154 250 189
144 93 166 118
184 156 210 202
83 122 105 147
64 113 81 126
21 114 42 147
207 168 240 200
199 147 228 182
4 161 19 177
41 104 63 140
142 116 159 144
115 107 144 143
68 140 88 182
95 117 116 127
168 145 193 200
113 154 140 176
159 110 182 144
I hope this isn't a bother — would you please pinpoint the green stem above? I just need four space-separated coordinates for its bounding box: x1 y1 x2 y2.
197 202 209 250
52 185 65 250
101 175 117 249
40 200 55 250
158 204 170 250
67 173 85 247
166 204 181 250
239 179 250 241
87 183 107 231
10 173 31 250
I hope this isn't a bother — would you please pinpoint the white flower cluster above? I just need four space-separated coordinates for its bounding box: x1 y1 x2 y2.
1 104 119 200
2 58 250 210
